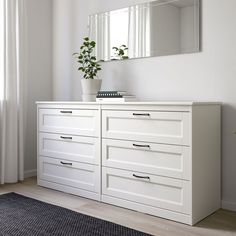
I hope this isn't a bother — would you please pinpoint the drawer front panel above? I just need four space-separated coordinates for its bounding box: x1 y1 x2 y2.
102 110 190 145
39 157 99 193
102 167 190 214
39 133 99 165
39 108 99 137
102 139 190 180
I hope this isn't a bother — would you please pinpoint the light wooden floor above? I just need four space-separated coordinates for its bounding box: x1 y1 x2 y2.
0 177 235 236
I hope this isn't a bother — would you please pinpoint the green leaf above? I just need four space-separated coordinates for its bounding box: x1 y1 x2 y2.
119 50 124 55
84 37 89 41
90 41 96 47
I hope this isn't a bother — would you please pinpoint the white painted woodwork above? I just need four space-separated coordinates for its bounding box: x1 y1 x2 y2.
37 104 101 199
39 108 99 137
102 139 190 180
38 179 100 201
191 105 221 224
102 110 190 145
101 194 192 225
39 156 99 193
37 101 221 226
39 133 99 165
102 167 190 214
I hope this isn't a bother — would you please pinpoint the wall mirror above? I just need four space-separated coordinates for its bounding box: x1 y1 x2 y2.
88 0 200 61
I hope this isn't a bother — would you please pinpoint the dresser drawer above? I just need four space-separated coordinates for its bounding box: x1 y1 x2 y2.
102 139 190 180
38 108 99 137
102 167 190 214
39 156 99 193
102 110 190 145
39 133 99 165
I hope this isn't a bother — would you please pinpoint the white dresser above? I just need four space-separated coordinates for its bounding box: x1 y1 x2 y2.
37 101 221 225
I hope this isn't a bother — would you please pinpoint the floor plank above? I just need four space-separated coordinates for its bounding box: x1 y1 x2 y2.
0 177 236 236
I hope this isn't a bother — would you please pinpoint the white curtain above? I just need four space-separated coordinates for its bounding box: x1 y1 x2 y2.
89 13 110 61
0 0 27 184
128 3 151 58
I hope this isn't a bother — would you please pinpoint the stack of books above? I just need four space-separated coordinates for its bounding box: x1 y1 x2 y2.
96 91 137 102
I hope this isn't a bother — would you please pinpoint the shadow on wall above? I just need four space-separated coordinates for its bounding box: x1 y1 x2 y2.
100 60 131 93
221 103 236 204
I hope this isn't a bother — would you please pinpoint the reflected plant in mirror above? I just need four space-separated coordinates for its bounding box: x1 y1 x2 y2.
88 0 200 62
112 45 129 60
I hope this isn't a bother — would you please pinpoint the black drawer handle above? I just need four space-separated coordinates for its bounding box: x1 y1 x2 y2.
133 174 150 180
60 161 73 166
133 113 150 117
133 144 150 148
60 136 73 140
60 111 72 114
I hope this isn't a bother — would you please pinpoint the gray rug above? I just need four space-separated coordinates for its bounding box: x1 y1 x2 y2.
0 193 152 236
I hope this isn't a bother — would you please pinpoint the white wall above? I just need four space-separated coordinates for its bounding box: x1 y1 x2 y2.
53 0 73 100
24 0 52 176
52 0 236 210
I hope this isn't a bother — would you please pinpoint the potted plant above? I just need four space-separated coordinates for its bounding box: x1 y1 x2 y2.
73 37 102 102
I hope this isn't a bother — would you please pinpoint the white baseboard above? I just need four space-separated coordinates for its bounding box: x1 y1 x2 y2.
222 200 236 212
24 169 37 178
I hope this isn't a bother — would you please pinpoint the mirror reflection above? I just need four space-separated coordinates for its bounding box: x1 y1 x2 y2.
88 0 200 61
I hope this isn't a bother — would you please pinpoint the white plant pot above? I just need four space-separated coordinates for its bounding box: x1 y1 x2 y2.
81 79 102 102
82 94 97 102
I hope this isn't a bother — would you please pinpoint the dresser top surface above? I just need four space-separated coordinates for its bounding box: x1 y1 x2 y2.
36 101 221 106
